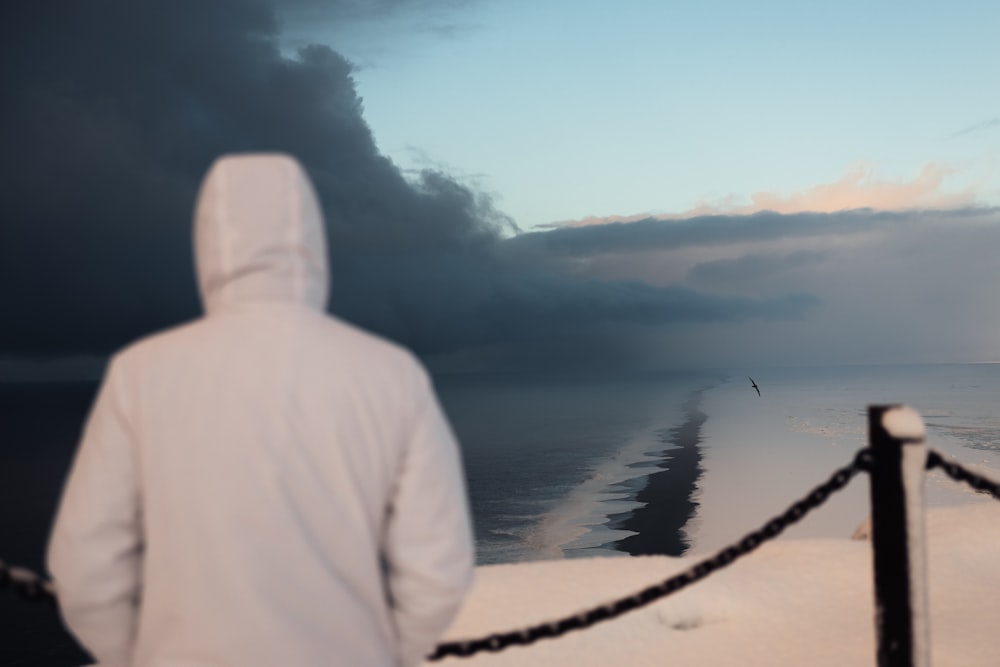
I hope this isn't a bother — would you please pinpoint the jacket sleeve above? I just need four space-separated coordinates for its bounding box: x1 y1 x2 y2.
384 375 475 667
47 357 143 667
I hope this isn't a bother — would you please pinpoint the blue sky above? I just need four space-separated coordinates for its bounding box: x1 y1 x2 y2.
282 0 1000 228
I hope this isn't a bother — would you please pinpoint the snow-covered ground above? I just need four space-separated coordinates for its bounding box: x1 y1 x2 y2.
428 502 1000 666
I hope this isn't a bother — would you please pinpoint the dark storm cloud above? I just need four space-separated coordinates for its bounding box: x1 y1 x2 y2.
272 0 472 19
367 265 819 355
269 0 478 42
0 0 818 368
274 0 411 17
508 210 888 258
505 207 998 259
688 250 830 288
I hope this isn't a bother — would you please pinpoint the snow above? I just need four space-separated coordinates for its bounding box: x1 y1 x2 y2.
427 502 1000 666
898 423 931 667
882 404 926 441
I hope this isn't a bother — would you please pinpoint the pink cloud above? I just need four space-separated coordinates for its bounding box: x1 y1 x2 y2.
737 162 977 214
558 162 980 228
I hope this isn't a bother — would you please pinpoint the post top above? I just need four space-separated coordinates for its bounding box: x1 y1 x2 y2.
880 404 926 442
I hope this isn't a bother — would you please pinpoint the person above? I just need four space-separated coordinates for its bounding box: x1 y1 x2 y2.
47 153 475 667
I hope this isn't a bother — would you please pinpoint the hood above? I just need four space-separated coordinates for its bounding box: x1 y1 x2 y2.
194 153 329 314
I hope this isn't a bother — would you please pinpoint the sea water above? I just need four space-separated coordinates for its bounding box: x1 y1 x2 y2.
688 364 1000 554
435 364 1000 564
433 371 711 563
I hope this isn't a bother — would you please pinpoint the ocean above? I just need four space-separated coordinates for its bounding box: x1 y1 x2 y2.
439 364 1000 565
3 363 1000 664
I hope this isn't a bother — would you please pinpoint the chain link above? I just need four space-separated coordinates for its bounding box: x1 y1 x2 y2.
427 447 872 661
0 560 56 603
926 450 1000 501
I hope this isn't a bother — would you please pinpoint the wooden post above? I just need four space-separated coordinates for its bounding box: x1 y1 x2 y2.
867 405 930 667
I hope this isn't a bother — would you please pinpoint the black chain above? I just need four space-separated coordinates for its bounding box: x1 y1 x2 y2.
0 560 56 604
926 449 1000 501
427 447 873 661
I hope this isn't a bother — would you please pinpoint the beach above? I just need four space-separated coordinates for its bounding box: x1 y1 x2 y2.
611 390 708 556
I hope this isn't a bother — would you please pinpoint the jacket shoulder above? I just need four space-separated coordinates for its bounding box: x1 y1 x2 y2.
112 318 205 363
312 314 430 383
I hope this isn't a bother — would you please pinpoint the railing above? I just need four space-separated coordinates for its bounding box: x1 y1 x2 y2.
4 404 1000 666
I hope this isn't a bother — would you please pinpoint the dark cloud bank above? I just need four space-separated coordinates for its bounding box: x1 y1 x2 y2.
3 0 992 373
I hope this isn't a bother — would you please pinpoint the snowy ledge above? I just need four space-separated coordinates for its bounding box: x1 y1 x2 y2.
427 503 1000 666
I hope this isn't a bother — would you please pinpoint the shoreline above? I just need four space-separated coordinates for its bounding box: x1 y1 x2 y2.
608 389 708 556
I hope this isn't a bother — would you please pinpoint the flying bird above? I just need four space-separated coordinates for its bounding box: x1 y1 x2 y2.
749 376 760 397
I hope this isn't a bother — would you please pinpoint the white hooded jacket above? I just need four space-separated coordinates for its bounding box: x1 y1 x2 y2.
47 154 475 667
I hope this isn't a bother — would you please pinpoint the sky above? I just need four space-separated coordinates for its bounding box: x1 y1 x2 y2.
280 0 1000 227
1 0 999 378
